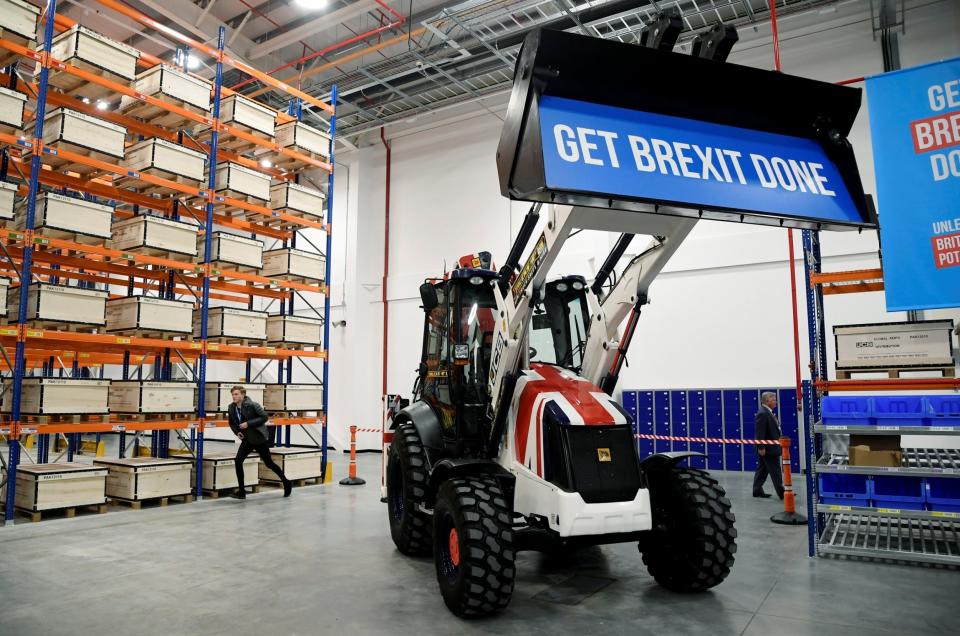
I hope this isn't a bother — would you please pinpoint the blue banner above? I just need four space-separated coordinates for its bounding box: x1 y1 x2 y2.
867 58 960 311
537 96 863 225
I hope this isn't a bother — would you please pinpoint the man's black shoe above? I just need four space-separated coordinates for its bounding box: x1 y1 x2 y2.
753 492 772 498
283 480 293 497
230 491 246 500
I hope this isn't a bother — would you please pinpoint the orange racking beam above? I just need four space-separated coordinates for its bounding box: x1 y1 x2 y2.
1 416 321 436
89 0 335 115
816 378 960 392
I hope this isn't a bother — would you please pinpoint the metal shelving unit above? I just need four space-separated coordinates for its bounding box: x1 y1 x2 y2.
802 230 960 565
0 0 336 521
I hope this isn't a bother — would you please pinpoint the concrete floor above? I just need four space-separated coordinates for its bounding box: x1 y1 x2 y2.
0 452 955 635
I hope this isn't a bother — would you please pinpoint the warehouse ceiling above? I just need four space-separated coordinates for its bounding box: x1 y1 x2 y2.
57 0 901 145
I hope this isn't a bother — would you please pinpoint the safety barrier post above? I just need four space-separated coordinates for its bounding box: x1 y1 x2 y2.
339 425 365 486
771 436 807 525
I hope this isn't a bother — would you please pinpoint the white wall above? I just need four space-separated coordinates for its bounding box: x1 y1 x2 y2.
330 0 960 450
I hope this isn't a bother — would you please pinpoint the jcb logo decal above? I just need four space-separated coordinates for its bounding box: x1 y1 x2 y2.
597 448 612 462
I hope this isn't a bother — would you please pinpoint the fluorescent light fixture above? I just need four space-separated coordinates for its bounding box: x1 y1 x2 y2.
260 159 273 168
96 101 109 110
186 55 200 70
295 0 329 9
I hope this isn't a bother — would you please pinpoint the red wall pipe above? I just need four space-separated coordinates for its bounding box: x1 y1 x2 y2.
380 127 392 399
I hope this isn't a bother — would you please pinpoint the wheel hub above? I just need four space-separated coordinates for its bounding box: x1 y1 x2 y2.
448 528 460 567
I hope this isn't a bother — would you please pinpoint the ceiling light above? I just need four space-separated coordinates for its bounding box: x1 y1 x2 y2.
260 159 273 168
295 0 329 9
96 101 108 110
186 55 200 70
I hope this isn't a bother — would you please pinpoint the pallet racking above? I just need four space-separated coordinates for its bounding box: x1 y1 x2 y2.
801 231 960 565
0 0 336 521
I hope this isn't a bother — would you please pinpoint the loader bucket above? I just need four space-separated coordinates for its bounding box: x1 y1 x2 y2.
496 29 876 232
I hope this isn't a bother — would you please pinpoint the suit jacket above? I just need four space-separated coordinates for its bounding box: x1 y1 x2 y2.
228 397 270 446
755 405 782 456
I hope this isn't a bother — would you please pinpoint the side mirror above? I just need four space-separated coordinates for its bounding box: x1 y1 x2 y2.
418 362 428 378
419 283 439 312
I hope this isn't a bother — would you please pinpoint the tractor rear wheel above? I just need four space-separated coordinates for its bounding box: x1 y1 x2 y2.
386 422 431 556
638 466 737 593
433 475 515 617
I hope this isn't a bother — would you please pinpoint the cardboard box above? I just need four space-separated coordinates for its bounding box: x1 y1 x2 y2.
848 434 903 467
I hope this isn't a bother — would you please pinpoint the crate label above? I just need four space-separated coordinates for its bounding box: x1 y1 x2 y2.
116 337 131 344
932 511 959 519
208 344 219 350
21 427 37 434
190 343 202 349
37 474 65 481
112 424 126 431
27 330 42 337
876 508 901 514
931 427 953 432
825 505 852 511
878 426 899 431
0 328 16 336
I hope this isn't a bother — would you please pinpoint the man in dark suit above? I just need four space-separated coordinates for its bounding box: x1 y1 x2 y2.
753 391 784 499
229 385 292 499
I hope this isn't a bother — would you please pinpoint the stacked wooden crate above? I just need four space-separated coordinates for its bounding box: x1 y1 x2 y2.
193 453 260 496
0 0 40 69
0 378 111 418
8 282 108 329
46 25 140 99
0 463 108 522
94 457 193 507
259 447 324 485
17 193 114 244
111 214 199 261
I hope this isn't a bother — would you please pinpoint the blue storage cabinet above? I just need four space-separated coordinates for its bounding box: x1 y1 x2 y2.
637 391 654 458
653 391 671 453
778 388 800 472
670 391 689 453
622 390 639 457
741 389 759 471
688 391 706 469
926 478 960 512
706 390 724 470
722 390 743 471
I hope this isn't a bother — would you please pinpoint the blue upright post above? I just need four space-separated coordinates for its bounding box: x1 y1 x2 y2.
320 86 336 479
802 229 824 557
6 0 58 522
195 26 226 498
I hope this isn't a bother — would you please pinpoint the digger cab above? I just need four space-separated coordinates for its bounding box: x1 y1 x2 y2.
417 254 498 456
530 275 590 374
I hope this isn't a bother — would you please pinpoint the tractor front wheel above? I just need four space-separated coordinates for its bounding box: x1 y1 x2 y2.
386 422 431 556
638 466 737 593
433 475 515 617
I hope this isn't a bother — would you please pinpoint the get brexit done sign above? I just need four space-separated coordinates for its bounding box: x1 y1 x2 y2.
867 57 960 311
537 95 862 225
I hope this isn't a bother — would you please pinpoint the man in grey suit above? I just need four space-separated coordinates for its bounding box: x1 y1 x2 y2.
753 391 784 499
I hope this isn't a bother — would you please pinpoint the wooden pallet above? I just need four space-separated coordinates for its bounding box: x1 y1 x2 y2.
121 99 209 131
836 366 957 380
19 320 105 333
265 273 324 285
42 141 122 175
114 170 204 197
214 189 269 208
32 231 110 248
104 329 192 340
208 262 262 275
113 245 198 263
14 502 108 523
266 342 320 352
47 60 133 100
21 413 110 424
258 146 328 171
110 492 193 510
243 209 324 230
114 412 196 423
205 336 267 347
203 484 261 499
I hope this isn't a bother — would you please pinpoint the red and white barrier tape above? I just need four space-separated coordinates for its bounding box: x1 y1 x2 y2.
356 428 382 434
635 433 781 445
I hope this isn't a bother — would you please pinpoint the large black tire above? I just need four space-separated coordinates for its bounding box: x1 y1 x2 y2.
386 422 431 556
433 475 515 617
639 467 737 593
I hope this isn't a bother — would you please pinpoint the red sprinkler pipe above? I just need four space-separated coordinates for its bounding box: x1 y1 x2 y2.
380 127 392 399
769 1 804 409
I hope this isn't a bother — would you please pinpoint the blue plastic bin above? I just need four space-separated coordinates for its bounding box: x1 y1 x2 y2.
926 478 960 513
821 396 873 425
870 475 926 510
872 396 929 426
819 473 869 507
926 396 960 425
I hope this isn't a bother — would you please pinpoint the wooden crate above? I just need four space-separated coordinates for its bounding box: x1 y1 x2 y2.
269 182 325 222
267 314 322 346
124 138 207 183
120 64 211 116
0 277 8 317
0 181 16 223
197 307 268 341
8 283 107 327
275 120 330 156
262 248 325 282
204 232 263 270
94 457 192 502
264 384 323 412
216 162 271 201
259 447 323 483
48 25 139 98
194 453 259 491
0 86 27 132
18 192 113 242
109 381 196 414
220 94 276 138
111 215 199 260
204 382 266 413
0 378 111 415
0 0 38 68
0 463 107 513
105 296 194 335
835 320 955 372
41 108 126 161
